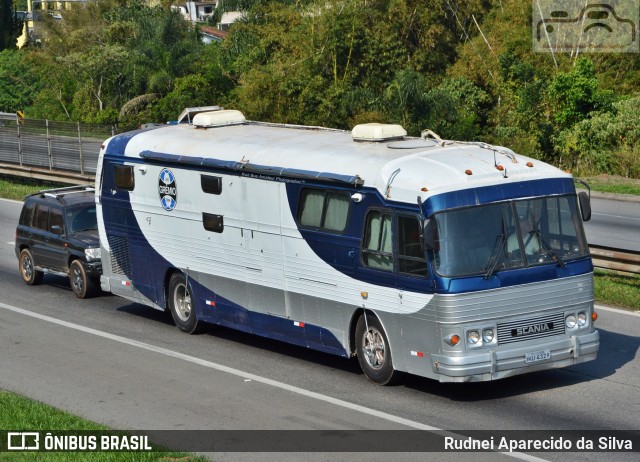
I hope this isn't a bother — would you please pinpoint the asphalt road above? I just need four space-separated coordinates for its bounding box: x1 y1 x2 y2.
583 195 640 251
0 197 639 462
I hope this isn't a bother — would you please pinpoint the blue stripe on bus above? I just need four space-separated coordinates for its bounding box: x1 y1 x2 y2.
434 257 593 294
285 178 590 294
424 178 576 216
101 158 347 357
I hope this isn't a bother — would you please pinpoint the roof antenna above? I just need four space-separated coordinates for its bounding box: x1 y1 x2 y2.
385 168 401 198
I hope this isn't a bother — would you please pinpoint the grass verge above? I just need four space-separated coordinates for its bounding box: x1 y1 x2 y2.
579 175 640 196
0 176 66 201
0 390 205 461
593 269 640 312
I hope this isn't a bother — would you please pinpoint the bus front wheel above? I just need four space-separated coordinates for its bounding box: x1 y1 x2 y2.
168 273 204 334
355 314 399 385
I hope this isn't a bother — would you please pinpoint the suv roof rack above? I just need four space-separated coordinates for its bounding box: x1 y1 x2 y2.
37 185 95 199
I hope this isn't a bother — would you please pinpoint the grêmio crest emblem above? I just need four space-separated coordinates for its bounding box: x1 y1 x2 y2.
158 168 177 211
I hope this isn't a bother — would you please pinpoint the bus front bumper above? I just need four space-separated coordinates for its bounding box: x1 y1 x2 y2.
431 330 599 383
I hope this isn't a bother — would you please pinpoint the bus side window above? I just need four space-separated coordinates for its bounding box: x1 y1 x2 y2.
201 175 222 195
299 188 350 233
397 215 428 277
361 210 393 271
114 165 135 191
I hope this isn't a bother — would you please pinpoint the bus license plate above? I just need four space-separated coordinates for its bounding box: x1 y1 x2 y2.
525 349 551 364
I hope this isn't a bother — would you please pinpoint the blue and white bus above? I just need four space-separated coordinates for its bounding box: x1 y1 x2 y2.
96 108 599 384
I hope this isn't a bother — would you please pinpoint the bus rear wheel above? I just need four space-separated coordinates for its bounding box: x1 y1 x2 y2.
168 273 204 334
355 314 399 385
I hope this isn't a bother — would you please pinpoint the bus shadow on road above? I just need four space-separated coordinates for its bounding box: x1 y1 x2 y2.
402 328 638 401
115 302 178 327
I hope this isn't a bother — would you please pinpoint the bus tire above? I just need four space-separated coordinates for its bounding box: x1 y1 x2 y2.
168 273 204 334
355 314 399 385
19 248 43 286
69 260 97 299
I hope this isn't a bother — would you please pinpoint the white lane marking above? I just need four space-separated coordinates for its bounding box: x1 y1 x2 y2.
0 197 23 204
592 213 640 222
7 241 15 246
596 304 640 317
0 301 546 462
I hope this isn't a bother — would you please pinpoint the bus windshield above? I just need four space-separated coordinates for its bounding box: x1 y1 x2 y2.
432 195 589 278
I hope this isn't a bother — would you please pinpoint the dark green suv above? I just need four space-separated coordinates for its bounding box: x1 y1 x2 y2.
15 185 102 298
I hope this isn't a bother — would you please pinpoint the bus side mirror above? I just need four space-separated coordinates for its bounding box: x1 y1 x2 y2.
578 191 591 222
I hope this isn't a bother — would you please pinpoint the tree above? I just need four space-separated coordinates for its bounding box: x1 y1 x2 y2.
0 0 23 51
548 58 614 130
556 97 640 177
0 49 40 112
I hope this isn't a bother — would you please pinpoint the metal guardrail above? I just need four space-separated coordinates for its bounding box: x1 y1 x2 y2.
0 112 115 176
589 245 640 275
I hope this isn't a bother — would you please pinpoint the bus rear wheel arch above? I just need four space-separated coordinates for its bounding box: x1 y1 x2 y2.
355 313 399 385
168 272 205 334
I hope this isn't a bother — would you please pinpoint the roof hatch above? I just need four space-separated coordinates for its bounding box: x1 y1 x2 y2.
352 123 407 142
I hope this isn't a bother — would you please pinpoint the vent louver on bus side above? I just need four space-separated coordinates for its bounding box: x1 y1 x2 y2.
108 235 131 276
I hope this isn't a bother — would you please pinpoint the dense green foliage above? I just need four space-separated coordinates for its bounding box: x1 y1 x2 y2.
0 0 638 177
0 0 23 51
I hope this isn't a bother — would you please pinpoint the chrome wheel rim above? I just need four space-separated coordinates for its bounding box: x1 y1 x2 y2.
72 266 83 292
362 327 386 370
173 282 192 322
22 254 33 279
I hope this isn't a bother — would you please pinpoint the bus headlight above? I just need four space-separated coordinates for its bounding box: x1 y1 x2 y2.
467 330 480 345
577 312 587 327
565 315 577 329
482 328 494 343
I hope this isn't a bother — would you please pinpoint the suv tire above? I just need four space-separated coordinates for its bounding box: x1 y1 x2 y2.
19 249 43 285
69 260 97 299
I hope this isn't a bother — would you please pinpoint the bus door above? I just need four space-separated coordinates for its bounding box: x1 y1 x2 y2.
359 210 430 310
241 177 288 325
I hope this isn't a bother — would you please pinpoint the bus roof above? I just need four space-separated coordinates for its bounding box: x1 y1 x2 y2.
112 113 571 205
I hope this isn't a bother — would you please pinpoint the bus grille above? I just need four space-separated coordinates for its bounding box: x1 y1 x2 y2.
497 313 565 345
108 235 131 276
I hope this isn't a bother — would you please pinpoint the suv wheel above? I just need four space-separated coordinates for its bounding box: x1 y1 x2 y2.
69 260 97 299
19 249 43 285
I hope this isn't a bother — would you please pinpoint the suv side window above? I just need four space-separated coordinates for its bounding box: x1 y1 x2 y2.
34 204 49 230
49 208 64 234
19 200 35 226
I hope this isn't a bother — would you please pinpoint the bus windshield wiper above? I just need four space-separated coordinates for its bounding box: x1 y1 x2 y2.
530 228 566 268
484 234 506 279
